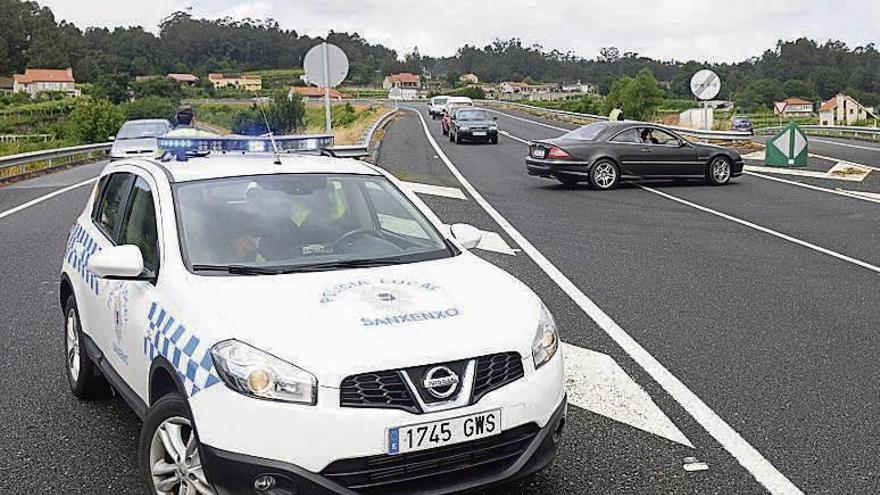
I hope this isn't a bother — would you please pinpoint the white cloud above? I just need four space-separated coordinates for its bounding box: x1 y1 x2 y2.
38 0 880 62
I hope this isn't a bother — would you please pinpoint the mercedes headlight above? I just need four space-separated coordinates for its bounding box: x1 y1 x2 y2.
531 303 559 369
211 340 317 405
459 125 470 131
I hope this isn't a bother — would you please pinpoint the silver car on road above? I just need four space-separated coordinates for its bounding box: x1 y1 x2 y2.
109 119 172 160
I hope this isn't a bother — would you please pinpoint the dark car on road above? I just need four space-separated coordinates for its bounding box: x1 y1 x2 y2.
449 108 499 144
732 116 754 134
525 122 743 189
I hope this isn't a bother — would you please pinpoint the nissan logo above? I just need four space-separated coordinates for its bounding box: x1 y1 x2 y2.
423 366 460 399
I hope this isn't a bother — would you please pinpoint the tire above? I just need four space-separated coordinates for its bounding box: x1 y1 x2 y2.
706 156 732 186
588 160 620 190
490 136 498 144
140 394 216 495
63 294 105 398
453 131 460 144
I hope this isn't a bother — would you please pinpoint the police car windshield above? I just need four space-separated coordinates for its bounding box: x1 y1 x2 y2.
117 122 170 140
174 174 454 273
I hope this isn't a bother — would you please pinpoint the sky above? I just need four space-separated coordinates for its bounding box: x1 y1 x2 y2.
38 0 880 63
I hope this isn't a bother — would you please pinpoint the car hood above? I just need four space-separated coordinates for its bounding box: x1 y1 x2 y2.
186 254 540 385
110 137 160 157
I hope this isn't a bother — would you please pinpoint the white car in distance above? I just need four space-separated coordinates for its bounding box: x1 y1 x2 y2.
59 136 566 495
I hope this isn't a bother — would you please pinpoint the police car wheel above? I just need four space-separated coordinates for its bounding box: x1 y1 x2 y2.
706 157 732 186
140 394 215 495
64 295 104 398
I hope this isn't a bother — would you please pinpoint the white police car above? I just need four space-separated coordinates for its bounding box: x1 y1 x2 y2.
60 135 566 495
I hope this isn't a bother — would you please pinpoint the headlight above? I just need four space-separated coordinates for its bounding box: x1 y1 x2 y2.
459 126 470 131
531 303 559 369
211 340 317 405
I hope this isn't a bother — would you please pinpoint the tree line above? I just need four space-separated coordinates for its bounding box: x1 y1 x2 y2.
2 0 879 111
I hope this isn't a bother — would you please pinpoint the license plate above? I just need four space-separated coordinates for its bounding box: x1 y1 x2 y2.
472 131 487 136
387 409 501 455
532 148 546 159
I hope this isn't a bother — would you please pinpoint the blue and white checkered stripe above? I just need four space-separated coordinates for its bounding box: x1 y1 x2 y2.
65 223 101 295
144 302 221 397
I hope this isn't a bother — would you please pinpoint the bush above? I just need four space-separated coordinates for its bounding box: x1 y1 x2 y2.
604 69 664 121
131 77 183 101
122 96 178 121
62 99 125 143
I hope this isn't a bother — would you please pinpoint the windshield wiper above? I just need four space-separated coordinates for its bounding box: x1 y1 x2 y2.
275 257 408 273
191 257 407 276
191 264 287 275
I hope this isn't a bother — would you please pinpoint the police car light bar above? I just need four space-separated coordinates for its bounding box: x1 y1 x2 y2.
157 134 335 157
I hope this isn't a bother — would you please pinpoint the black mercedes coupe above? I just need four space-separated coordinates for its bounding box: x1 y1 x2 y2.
525 122 743 189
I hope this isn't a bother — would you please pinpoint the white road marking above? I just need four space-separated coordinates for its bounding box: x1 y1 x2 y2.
563 343 693 447
475 230 518 256
742 165 869 182
744 171 880 205
0 177 97 222
835 189 880 201
399 180 468 200
639 185 880 275
485 108 571 132
499 130 530 144
407 107 804 495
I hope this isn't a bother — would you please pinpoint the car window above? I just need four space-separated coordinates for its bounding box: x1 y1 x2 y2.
610 129 641 143
363 181 432 241
174 174 452 270
433 98 447 105
119 177 159 274
94 173 132 240
562 123 607 141
117 122 170 140
455 109 490 121
649 129 680 146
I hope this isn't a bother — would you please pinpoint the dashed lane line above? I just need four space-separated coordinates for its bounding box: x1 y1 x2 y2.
638 185 880 275
407 107 804 495
0 177 97 222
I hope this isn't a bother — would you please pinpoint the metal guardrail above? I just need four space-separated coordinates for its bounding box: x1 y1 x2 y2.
478 100 880 142
0 142 112 181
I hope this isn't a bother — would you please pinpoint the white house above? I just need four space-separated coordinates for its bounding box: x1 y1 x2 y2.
13 68 78 98
774 97 814 118
819 94 877 126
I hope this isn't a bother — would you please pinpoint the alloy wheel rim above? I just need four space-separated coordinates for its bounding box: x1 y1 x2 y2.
66 308 80 380
149 416 214 495
594 163 616 188
712 159 730 183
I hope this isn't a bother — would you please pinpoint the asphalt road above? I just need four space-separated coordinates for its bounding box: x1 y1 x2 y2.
0 112 876 494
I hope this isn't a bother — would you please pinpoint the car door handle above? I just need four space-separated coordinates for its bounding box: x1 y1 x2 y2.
641 148 652 153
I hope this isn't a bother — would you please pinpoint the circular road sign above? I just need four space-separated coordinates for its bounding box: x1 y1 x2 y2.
690 69 721 101
303 42 349 88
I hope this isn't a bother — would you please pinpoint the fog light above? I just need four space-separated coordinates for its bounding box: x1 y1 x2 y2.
254 475 276 491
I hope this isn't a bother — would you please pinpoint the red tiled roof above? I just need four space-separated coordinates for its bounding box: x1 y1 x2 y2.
14 68 74 84
783 97 812 106
291 86 344 99
820 98 836 111
387 73 420 83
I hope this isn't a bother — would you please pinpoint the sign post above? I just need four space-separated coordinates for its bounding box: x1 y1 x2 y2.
765 122 808 167
690 69 721 130
303 42 349 132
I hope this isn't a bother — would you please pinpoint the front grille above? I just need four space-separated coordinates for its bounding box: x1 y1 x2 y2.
340 370 419 414
321 423 539 494
472 352 525 403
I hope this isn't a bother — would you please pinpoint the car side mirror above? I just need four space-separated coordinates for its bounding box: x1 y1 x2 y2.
108 135 116 142
88 245 146 280
449 223 482 250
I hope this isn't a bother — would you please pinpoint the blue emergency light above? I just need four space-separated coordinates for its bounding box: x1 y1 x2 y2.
157 134 335 160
